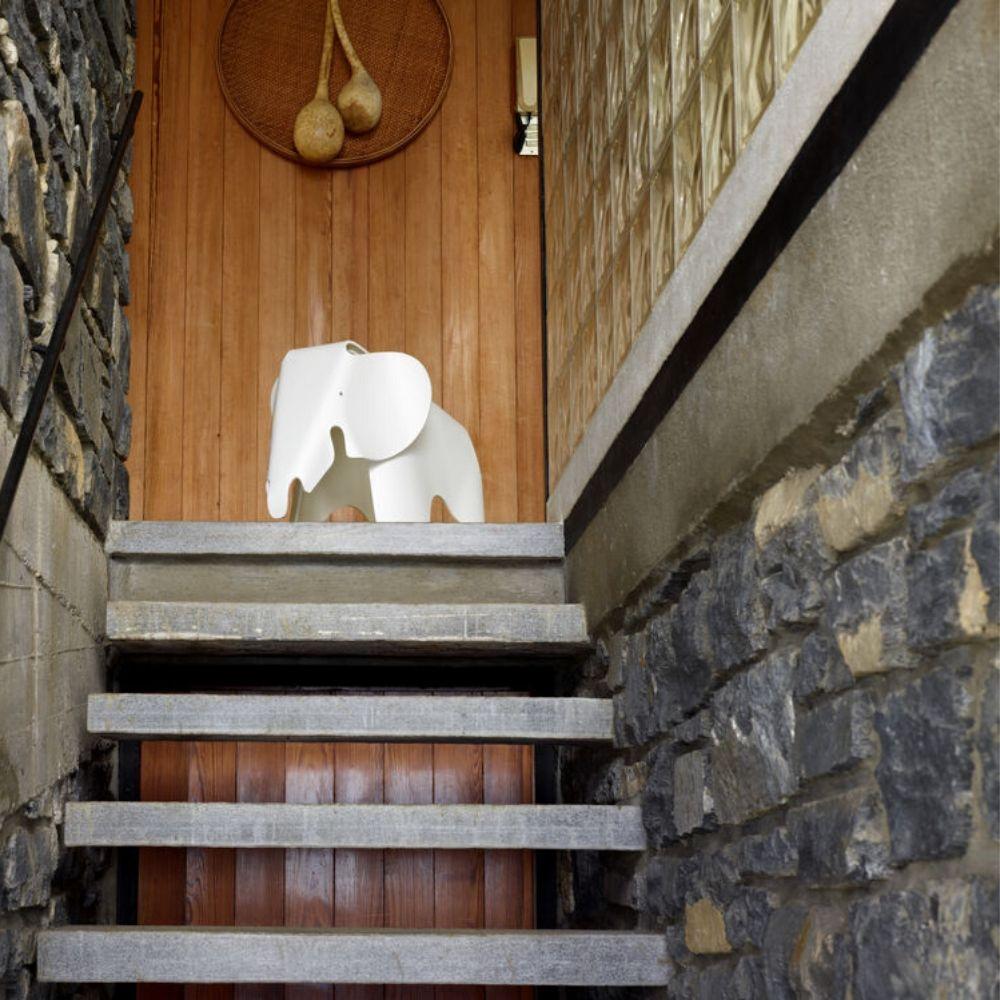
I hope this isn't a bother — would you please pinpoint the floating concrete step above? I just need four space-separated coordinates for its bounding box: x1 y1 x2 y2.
37 928 670 985
88 693 613 743
107 521 566 605
106 601 590 657
64 803 646 850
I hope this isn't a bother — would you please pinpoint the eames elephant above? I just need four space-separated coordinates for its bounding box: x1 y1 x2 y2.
266 341 484 523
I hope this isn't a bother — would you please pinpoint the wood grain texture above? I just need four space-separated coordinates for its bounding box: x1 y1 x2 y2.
129 0 544 524
434 745 484 1000
235 742 285 1000
286 743 335 1000
138 740 187 1000
185 742 236 1000
335 745 384 1000
139 738 534 995
384 744 434 1000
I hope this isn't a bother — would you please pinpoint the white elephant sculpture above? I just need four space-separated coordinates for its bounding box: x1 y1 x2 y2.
266 341 485 523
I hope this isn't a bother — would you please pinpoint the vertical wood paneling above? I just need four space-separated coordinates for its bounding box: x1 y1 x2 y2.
142 0 190 519
476 0 519 522
286 743 335 1000
255 152 297 521
440 0 480 455
367 156 407 354
125 0 157 519
384 744 434 1000
129 0 545 523
235 742 285 1000
335 745 385 1000
137 740 187 1000
434 745 485 1000
220 110 261 521
511 1 546 523
185 743 236 1000
180 0 226 521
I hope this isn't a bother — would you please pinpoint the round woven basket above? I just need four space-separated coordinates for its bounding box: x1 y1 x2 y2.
217 0 453 168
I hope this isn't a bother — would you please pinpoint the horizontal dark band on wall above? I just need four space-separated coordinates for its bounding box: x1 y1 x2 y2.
564 0 959 552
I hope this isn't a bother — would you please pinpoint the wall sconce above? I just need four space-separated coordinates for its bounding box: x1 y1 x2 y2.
514 36 539 156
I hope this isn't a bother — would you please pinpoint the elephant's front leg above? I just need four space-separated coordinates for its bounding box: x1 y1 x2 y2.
367 449 436 522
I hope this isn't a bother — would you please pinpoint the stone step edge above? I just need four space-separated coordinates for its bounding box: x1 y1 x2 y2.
106 601 592 652
37 928 671 986
107 521 565 561
64 803 647 851
87 693 614 743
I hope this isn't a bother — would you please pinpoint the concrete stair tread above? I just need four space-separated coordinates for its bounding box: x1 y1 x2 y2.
107 522 567 606
38 927 670 985
106 601 590 657
64 802 646 851
107 520 566 560
88 693 613 742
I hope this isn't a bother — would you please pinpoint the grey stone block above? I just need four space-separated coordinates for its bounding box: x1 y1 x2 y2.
0 242 26 415
88 693 614 744
705 527 768 671
796 690 876 782
899 285 1000 481
978 667 999 840
725 827 798 878
875 656 975 864
826 537 911 677
787 788 890 886
38 928 672 986
709 650 797 826
851 879 997 1000
908 457 999 546
794 630 852 701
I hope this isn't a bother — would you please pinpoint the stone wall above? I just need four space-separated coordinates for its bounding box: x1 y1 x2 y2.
560 285 999 997
0 0 134 993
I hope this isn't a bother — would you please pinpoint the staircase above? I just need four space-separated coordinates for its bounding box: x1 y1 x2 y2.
38 521 669 988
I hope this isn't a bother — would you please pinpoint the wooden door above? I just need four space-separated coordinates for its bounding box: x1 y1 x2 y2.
136 741 535 997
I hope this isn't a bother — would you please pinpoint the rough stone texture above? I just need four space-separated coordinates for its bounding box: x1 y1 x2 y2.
561 283 999 994
0 2 134 995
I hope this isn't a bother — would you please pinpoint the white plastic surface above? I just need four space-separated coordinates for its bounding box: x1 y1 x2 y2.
267 342 484 523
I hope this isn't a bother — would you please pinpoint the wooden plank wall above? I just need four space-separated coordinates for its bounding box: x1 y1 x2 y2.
137 741 534 999
127 0 545 524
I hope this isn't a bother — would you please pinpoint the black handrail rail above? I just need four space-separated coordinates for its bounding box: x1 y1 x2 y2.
0 91 143 540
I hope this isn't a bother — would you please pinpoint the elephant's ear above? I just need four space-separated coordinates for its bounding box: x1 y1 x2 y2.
340 350 432 461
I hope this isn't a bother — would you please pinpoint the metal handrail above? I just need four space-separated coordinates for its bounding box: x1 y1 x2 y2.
0 91 143 539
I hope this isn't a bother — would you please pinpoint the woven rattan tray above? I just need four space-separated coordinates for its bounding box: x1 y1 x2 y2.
217 0 453 167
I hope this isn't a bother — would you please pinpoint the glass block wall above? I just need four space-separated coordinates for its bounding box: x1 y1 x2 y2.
542 0 823 483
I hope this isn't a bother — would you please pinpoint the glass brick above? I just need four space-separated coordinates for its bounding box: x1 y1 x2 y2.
701 14 734 206
610 121 630 251
671 0 699 111
591 41 609 152
674 89 703 253
699 0 727 54
577 201 596 320
594 151 613 278
612 247 632 369
596 276 615 396
629 194 652 340
579 317 598 423
646 0 669 33
774 0 820 77
605 0 627 131
734 0 774 143
624 0 646 84
627 79 650 212
650 146 674 293
648 10 672 163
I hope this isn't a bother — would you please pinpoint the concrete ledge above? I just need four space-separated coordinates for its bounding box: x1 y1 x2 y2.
88 694 614 743
106 601 591 657
38 928 671 985
107 522 567 605
64 803 647 850
108 521 565 560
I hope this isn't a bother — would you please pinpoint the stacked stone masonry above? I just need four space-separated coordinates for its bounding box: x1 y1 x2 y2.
0 0 134 994
560 285 999 998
